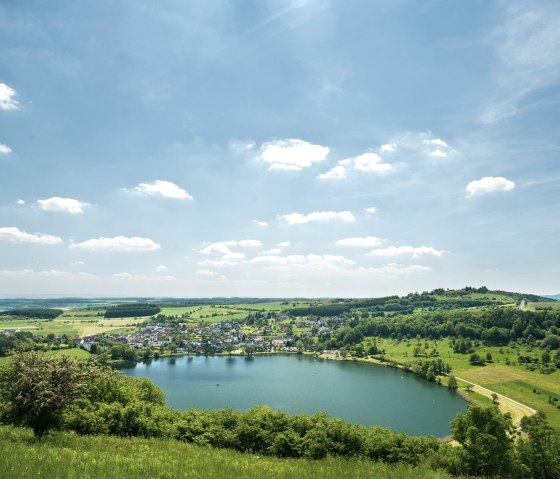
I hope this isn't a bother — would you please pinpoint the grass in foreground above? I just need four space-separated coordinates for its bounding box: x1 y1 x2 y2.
0 426 466 479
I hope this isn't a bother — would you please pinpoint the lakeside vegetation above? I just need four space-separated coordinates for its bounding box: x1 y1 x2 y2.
0 352 559 478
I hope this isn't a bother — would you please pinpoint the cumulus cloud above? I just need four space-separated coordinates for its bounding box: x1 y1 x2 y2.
251 254 354 270
466 176 515 197
38 197 89 214
318 164 347 180
198 239 260 266
69 236 160 251
155 265 169 273
277 241 290 247
198 252 246 267
0 227 63 245
365 207 378 215
353 153 392 173
200 239 262 255
368 245 445 257
336 236 383 247
16 199 25 205
132 180 193 200
258 139 330 171
380 143 397 153
318 151 392 179
0 144 12 155
0 83 18 110
423 138 448 148
429 150 448 158
279 210 355 225
254 220 268 227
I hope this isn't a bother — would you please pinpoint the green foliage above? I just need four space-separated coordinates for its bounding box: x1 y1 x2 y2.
0 308 63 319
451 405 516 477
0 352 110 437
104 304 161 319
0 425 463 479
517 413 560 479
447 375 458 390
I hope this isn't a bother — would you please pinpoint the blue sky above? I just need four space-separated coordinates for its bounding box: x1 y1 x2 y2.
0 0 559 297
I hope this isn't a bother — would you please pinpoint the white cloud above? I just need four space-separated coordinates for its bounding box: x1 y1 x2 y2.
0 83 18 110
155 265 169 273
16 199 25 205
277 241 290 247
318 164 346 180
365 207 377 215
198 252 246 267
38 197 89 214
198 239 259 267
466 176 515 197
258 139 330 171
353 153 392 173
71 261 85 266
69 236 160 251
368 245 445 257
380 143 397 153
336 236 383 247
429 150 448 158
133 180 193 200
0 144 12 155
261 248 282 255
251 254 354 270
200 239 262 255
423 138 448 148
254 220 268 227
0 227 62 245
279 210 355 225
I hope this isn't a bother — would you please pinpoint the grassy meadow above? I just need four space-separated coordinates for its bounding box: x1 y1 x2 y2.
0 426 465 479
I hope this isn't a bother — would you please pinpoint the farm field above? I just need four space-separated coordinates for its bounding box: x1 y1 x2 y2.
0 309 151 337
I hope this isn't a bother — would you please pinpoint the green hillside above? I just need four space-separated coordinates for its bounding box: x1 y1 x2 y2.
0 426 464 479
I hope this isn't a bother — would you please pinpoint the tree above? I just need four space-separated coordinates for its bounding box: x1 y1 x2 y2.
450 405 515 477
0 352 106 437
517 413 560 479
447 374 458 390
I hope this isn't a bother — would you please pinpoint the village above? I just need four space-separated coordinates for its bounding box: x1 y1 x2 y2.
79 313 348 358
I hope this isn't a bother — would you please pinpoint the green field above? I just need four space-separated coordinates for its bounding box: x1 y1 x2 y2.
0 309 150 337
0 426 465 479
360 337 560 430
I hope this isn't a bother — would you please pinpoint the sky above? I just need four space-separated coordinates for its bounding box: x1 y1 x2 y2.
0 0 559 298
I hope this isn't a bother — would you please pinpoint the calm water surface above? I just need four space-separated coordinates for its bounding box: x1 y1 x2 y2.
121 354 466 437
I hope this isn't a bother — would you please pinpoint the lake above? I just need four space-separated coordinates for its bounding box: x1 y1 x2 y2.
121 354 466 437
